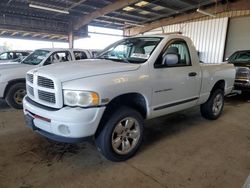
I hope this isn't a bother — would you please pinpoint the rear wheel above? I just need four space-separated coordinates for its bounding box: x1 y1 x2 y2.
5 83 26 109
95 106 144 162
200 89 224 120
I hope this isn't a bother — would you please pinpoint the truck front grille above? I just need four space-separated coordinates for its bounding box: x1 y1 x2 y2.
27 85 34 96
38 76 54 89
26 73 61 108
27 74 33 83
38 90 56 104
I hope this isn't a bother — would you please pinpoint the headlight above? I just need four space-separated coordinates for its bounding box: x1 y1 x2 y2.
63 90 99 107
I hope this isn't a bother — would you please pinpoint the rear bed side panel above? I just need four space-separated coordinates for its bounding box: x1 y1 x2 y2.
198 63 235 104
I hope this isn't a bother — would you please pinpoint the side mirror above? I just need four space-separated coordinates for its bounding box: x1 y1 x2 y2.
162 53 179 66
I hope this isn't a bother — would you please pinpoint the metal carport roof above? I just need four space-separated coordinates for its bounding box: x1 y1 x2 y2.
0 0 243 41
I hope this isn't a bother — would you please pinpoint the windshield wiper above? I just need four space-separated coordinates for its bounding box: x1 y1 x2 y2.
97 56 131 64
119 58 130 64
22 61 34 65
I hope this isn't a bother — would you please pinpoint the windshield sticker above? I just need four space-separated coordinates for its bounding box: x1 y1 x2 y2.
37 56 44 60
131 53 150 59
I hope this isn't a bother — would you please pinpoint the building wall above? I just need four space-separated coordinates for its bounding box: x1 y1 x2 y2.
144 10 250 63
224 16 250 59
145 17 229 63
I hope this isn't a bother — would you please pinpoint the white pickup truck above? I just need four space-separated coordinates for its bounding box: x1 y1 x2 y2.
0 48 94 109
23 35 235 161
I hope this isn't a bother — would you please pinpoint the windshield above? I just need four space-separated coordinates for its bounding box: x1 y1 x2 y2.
97 37 162 64
228 51 250 63
22 50 50 65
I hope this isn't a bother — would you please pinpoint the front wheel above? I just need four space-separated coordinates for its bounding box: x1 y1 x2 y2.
5 83 26 109
200 89 224 120
95 106 144 162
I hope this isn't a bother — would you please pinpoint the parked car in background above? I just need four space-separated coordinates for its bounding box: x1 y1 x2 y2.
227 50 250 91
0 55 30 66
23 35 235 161
0 50 31 63
0 48 94 109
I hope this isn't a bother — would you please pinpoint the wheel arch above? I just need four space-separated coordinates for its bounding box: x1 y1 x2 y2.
211 80 225 94
3 78 26 98
95 92 148 137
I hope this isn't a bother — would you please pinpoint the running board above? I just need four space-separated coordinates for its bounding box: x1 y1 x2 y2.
226 90 241 97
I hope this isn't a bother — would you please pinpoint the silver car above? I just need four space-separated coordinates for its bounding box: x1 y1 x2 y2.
0 50 31 63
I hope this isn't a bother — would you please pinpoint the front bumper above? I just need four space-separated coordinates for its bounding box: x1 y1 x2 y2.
23 96 106 143
234 79 250 91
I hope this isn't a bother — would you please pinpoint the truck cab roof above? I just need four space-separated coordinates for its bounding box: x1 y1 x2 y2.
37 48 88 52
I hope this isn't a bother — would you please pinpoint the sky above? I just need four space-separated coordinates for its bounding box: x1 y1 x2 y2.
0 26 123 51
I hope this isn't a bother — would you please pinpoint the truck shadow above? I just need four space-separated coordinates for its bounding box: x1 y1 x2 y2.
142 107 202 149
0 99 10 110
225 92 250 106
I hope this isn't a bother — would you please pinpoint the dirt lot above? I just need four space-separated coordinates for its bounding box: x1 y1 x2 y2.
0 94 250 188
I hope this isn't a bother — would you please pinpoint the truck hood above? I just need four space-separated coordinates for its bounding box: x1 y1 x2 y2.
33 59 140 82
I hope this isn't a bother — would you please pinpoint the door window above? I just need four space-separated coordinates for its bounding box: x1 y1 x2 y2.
8 52 15 59
156 40 191 67
15 52 23 58
45 51 72 65
74 51 88 60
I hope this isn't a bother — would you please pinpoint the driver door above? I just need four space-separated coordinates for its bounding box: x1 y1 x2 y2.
151 39 201 117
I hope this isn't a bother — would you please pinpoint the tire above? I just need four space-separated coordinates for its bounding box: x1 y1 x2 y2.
5 83 26 109
200 89 224 120
95 106 144 162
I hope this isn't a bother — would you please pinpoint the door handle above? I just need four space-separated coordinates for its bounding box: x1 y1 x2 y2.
189 72 197 77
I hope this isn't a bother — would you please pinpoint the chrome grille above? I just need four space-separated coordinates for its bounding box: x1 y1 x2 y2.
26 72 61 108
38 90 56 104
38 76 54 89
235 67 250 79
28 85 34 96
27 74 33 83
